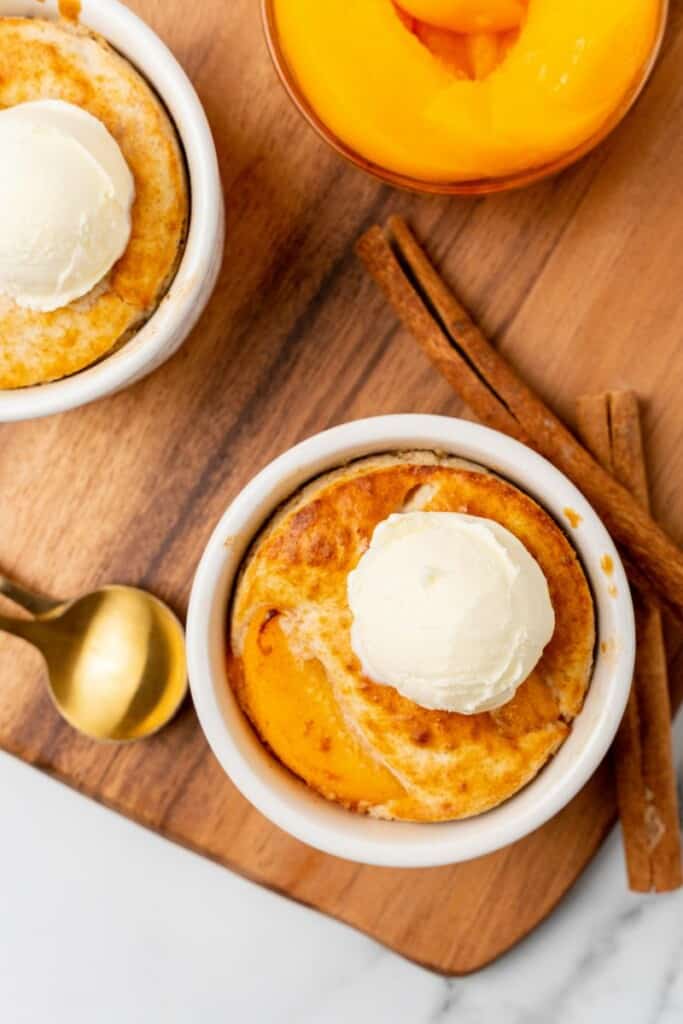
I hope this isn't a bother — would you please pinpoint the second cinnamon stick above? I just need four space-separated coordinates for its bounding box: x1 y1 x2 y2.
577 392 682 893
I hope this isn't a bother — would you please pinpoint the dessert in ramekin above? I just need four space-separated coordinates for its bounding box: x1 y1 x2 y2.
263 0 668 194
0 0 223 421
229 451 595 823
187 416 635 867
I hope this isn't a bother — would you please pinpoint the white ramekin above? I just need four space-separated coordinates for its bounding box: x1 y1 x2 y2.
187 415 635 868
0 0 224 422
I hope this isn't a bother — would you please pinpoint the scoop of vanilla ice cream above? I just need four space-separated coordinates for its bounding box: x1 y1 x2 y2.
0 100 135 312
347 511 556 715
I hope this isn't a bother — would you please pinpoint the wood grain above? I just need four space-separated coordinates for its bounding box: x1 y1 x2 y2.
1 0 683 975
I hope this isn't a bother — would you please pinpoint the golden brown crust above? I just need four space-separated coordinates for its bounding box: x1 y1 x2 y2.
229 452 596 822
0 16 189 388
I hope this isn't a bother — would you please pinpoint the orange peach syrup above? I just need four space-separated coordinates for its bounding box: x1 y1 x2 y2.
272 0 661 183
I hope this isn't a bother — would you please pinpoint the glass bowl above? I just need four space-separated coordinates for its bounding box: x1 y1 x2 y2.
262 0 669 196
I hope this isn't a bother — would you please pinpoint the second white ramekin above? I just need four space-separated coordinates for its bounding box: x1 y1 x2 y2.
187 416 635 868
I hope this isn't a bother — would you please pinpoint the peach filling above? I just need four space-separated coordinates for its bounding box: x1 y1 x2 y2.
395 1 526 80
231 611 405 807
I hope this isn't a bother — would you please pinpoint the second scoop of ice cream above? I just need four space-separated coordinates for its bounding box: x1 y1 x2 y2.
347 510 556 714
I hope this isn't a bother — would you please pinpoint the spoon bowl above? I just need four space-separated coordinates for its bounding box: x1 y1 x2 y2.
0 580 187 742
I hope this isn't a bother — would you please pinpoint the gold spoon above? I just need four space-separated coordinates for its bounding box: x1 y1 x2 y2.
0 574 187 742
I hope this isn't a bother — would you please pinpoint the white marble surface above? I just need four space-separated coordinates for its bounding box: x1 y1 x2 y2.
1 711 682 1024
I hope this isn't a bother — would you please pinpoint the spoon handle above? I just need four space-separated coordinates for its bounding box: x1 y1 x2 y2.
0 613 44 648
0 574 62 616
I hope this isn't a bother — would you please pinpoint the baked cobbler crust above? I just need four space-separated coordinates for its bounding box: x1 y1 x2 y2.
228 452 596 822
0 17 189 388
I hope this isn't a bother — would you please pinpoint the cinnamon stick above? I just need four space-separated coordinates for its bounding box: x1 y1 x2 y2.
356 218 683 628
577 391 682 892
355 225 525 443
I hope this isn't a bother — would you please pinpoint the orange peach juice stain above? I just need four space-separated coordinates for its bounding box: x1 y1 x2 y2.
59 0 81 21
563 508 582 529
608 584 618 599
600 637 617 660
600 554 615 576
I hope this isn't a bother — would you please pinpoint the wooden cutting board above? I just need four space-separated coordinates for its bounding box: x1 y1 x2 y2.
1 0 683 976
